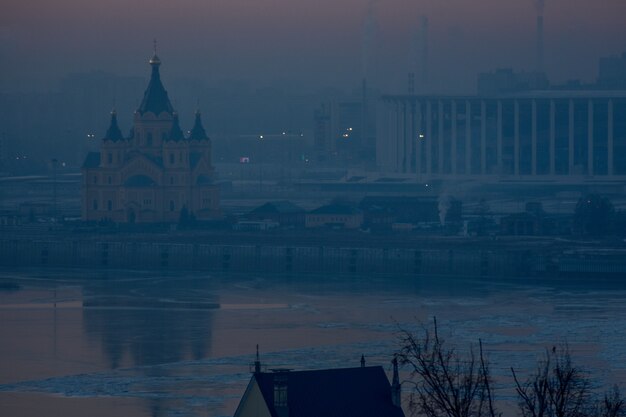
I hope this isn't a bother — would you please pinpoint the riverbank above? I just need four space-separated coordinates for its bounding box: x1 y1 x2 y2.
1 230 625 278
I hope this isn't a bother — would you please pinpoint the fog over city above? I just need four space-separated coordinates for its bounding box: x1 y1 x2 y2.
3 0 625 91
1 1 626 417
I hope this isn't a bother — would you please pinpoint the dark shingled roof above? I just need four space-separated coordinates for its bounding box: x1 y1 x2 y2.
138 58 174 115
310 204 360 215
82 152 100 169
254 367 404 417
250 201 305 215
188 111 209 140
103 111 124 141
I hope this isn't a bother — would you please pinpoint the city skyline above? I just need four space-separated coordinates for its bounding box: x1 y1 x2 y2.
2 0 625 94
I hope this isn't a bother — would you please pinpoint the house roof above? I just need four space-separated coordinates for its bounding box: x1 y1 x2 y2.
310 204 360 215
250 201 305 215
253 366 404 417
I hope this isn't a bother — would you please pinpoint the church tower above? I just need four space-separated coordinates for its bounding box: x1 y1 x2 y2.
82 49 220 223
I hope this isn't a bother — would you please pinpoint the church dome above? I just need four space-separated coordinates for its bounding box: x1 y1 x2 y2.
149 53 161 66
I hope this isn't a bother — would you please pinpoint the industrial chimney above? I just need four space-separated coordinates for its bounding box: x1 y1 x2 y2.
420 15 429 90
536 15 544 72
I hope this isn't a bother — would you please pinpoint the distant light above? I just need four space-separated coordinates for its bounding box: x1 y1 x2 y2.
282 132 286 135
259 135 264 139
425 183 429 187
419 134 425 139
348 127 353 131
61 162 66 167
300 133 304 137
342 133 349 138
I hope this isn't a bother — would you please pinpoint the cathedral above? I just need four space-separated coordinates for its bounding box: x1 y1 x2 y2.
82 51 220 223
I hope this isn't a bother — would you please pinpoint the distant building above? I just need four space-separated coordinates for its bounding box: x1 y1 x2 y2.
597 52 626 90
234 352 404 417
313 99 375 165
305 204 363 229
477 69 550 96
500 202 570 236
81 52 219 223
0 132 5 174
247 201 306 228
377 91 626 179
359 196 460 226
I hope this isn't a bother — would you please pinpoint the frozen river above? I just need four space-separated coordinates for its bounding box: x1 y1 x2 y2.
0 269 625 417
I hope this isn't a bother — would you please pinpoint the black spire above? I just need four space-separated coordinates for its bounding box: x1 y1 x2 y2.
104 109 124 141
188 110 209 140
254 344 261 374
391 355 401 408
168 112 185 141
138 50 174 115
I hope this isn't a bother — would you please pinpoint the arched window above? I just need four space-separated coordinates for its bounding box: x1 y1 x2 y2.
170 200 175 211
107 200 112 211
169 153 175 165
93 175 98 184
146 132 153 146
93 200 98 210
107 176 112 185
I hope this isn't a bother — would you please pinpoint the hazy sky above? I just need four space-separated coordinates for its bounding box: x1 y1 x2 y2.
2 0 625 93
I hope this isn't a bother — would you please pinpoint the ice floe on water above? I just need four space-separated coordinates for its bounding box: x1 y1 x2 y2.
1 270 625 417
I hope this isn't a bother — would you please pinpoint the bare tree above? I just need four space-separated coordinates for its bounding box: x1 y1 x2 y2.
397 317 500 417
593 386 626 417
512 345 591 417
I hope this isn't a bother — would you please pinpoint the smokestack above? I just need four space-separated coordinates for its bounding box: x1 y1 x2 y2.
362 1 376 82
420 16 429 90
362 77 368 147
536 15 544 72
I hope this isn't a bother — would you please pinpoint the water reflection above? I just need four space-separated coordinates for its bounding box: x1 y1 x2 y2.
82 275 216 368
1 270 625 417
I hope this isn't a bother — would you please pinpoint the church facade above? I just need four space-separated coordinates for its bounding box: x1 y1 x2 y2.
82 52 220 223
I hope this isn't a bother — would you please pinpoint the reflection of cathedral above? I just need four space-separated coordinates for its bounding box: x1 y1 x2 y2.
82 278 215 369
82 51 220 223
